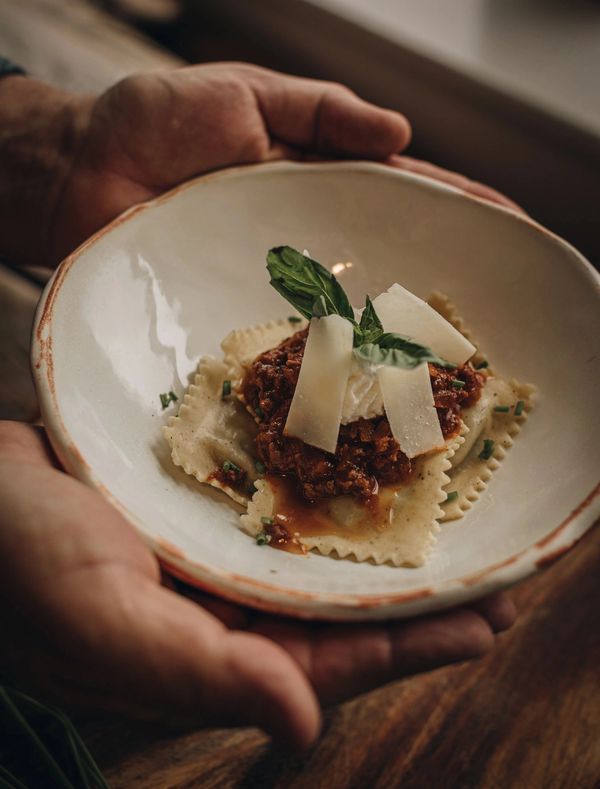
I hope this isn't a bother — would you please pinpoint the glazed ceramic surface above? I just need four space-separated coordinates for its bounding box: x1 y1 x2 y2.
32 162 600 620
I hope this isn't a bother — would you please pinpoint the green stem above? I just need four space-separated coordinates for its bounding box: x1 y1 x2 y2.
0 763 29 789
58 713 108 789
6 689 108 789
0 688 73 788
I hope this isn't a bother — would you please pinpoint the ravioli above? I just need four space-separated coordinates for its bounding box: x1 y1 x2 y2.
164 292 535 566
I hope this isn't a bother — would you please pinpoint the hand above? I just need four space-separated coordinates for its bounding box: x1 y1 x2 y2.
1 62 518 749
12 62 412 267
0 62 520 268
0 421 516 751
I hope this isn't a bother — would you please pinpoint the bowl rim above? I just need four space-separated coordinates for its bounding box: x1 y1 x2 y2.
30 160 600 620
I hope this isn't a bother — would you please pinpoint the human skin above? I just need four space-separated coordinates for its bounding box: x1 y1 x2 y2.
0 63 518 751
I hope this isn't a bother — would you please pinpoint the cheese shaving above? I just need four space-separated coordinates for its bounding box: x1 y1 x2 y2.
378 363 445 458
372 283 476 365
284 314 354 453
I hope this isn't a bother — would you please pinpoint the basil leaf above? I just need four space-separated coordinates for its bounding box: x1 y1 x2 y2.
267 246 456 370
355 333 455 369
356 295 384 345
380 333 456 368
267 246 355 322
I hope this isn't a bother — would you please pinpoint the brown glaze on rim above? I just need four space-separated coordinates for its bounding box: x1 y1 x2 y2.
31 160 600 619
458 484 600 587
535 540 579 570
159 558 339 619
157 556 433 620
536 481 600 549
156 538 186 560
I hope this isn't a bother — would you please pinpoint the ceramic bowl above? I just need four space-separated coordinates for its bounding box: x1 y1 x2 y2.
31 162 600 620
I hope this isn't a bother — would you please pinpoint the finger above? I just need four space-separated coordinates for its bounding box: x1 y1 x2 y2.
0 420 60 469
388 154 525 213
170 580 252 630
252 607 495 707
32 569 321 752
246 65 412 158
468 591 517 633
0 428 319 752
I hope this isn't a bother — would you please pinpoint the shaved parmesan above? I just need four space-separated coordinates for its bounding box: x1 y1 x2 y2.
372 284 476 365
378 363 445 458
284 314 353 453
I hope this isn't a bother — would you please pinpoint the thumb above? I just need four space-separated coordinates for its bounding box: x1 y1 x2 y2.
135 579 322 751
46 569 321 751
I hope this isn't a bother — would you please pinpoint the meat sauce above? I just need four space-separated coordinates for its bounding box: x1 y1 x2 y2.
208 464 247 492
262 474 405 553
241 329 484 503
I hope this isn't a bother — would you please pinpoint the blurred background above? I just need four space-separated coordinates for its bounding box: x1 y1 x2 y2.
2 0 598 260
1 0 599 418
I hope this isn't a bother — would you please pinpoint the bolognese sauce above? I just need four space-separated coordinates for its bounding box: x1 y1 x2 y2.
241 329 483 502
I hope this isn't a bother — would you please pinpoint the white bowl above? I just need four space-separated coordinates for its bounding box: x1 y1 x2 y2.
31 162 600 621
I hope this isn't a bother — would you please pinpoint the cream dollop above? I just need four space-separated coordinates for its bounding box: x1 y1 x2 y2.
340 357 384 424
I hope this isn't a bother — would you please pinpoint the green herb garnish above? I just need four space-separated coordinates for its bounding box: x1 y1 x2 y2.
159 390 178 409
451 379 466 389
354 335 453 370
515 400 525 416
260 516 274 526
445 490 459 503
356 294 384 345
223 459 241 474
222 379 231 398
475 360 489 369
288 315 302 323
267 246 354 323
256 532 271 545
267 246 456 371
255 459 266 474
494 405 510 413
479 439 495 460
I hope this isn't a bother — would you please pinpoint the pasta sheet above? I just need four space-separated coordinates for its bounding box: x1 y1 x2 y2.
163 294 535 565
428 294 536 520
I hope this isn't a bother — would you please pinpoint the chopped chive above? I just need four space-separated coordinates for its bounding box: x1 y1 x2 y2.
515 400 525 416
223 459 241 474
475 360 489 369
260 516 274 526
255 459 266 474
451 379 466 390
445 490 459 503
256 532 271 545
288 315 302 323
160 391 177 409
222 379 231 398
255 405 265 421
479 439 495 461
494 405 510 413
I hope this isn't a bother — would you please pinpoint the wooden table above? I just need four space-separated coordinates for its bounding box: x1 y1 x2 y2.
2 2 598 786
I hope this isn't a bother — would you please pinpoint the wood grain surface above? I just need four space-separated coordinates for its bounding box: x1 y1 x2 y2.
76 524 600 789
